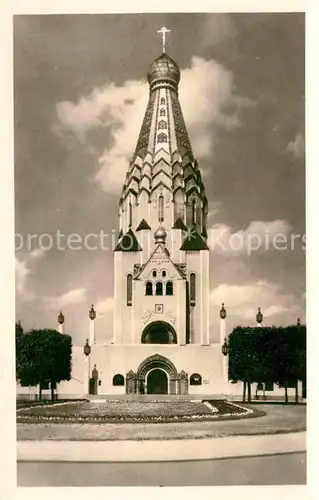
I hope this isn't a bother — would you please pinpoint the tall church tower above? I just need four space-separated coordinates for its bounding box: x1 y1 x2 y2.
113 31 210 347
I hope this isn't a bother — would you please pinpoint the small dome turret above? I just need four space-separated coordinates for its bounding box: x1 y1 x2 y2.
154 226 167 244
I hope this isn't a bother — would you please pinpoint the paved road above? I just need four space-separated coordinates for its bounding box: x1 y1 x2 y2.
17 452 306 486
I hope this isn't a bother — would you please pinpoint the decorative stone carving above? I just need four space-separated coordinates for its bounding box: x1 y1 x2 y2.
142 310 154 324
167 311 176 325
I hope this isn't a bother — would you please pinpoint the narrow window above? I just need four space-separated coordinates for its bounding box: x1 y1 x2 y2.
128 201 132 227
155 282 163 296
190 273 196 305
162 270 166 277
158 195 164 222
127 274 133 306
166 281 173 296
152 270 157 278
157 133 167 144
158 120 167 130
192 199 196 226
160 97 165 105
160 108 165 116
145 281 153 296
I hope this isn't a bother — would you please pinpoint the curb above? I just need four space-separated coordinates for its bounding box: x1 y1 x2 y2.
17 431 306 463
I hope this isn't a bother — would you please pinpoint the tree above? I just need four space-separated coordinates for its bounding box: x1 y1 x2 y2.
16 329 72 400
15 321 24 380
228 324 307 404
228 327 264 403
272 325 306 403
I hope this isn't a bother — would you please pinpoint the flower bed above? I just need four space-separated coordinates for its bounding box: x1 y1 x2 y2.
16 399 262 424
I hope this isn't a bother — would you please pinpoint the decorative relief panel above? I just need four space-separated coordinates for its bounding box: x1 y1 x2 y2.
142 310 154 324
167 311 176 325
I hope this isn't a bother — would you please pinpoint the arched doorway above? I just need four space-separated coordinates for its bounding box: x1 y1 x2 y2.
141 321 177 344
136 354 178 395
146 368 168 394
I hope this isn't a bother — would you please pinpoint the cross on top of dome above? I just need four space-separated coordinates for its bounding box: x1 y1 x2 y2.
157 26 171 53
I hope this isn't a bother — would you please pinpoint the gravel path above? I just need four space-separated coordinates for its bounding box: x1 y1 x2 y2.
17 404 306 441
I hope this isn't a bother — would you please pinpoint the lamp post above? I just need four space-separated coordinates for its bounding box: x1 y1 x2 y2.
89 305 96 345
57 311 64 334
220 303 229 394
83 338 91 395
256 307 263 327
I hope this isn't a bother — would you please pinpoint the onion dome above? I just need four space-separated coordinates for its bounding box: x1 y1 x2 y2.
147 53 180 90
154 226 167 244
58 311 64 325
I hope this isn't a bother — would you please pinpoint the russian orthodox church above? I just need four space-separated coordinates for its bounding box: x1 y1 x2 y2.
16 30 303 401
20 30 227 398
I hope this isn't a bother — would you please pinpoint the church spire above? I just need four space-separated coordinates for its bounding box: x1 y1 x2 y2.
118 31 208 243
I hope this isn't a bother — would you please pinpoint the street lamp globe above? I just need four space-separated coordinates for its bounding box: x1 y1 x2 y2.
83 338 91 356
220 303 227 320
256 307 263 324
222 339 228 356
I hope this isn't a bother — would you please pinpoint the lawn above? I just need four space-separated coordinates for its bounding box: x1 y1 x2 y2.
16 399 259 423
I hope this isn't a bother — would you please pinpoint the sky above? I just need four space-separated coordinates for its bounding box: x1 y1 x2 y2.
14 13 305 344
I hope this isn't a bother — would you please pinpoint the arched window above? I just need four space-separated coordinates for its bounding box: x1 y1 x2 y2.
158 195 164 222
152 270 157 278
162 270 166 277
145 281 153 296
158 132 167 144
160 108 165 116
166 281 173 296
113 374 124 386
190 273 196 305
127 274 133 306
128 201 132 227
158 120 167 130
160 97 165 105
192 199 196 226
190 373 202 386
155 282 163 296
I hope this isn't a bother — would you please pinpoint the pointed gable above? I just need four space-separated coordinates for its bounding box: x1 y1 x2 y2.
114 228 142 252
135 243 185 279
172 217 187 231
180 228 209 251
136 219 151 231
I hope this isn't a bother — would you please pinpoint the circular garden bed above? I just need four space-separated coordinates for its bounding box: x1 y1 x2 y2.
16 399 265 424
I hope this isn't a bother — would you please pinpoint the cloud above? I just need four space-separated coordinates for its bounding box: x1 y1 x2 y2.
15 249 46 302
210 280 302 322
95 296 114 315
55 57 255 194
207 219 292 256
16 257 32 300
286 131 305 160
44 287 87 310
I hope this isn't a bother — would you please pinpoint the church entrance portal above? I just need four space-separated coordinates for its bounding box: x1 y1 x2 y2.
146 369 168 394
